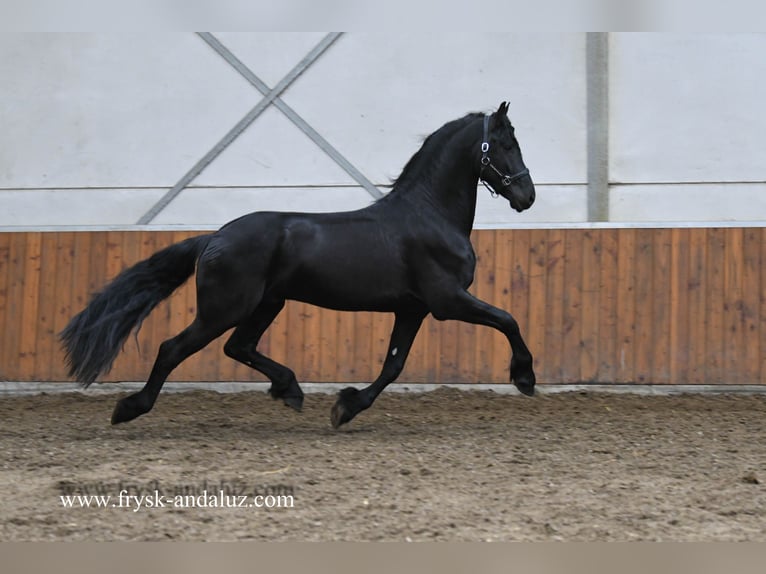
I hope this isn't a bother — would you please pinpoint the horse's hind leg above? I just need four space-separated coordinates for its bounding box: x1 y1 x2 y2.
111 317 232 424
223 300 304 411
331 309 427 428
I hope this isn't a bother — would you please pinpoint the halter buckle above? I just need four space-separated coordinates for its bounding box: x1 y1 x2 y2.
480 179 498 198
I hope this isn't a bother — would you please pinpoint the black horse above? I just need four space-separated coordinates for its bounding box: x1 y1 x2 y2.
61 102 537 428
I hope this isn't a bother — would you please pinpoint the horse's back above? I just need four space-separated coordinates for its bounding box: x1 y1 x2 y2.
198 208 417 312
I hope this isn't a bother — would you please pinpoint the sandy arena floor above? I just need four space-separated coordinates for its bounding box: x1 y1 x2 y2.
1 388 765 541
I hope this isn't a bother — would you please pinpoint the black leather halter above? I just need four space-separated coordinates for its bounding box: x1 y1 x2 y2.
479 113 530 197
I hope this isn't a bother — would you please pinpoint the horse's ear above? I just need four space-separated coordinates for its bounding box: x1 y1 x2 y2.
496 101 509 116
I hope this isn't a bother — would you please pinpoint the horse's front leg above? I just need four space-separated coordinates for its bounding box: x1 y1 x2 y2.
429 289 535 395
331 309 427 428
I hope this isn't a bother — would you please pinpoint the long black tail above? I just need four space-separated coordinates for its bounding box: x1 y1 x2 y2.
60 234 211 387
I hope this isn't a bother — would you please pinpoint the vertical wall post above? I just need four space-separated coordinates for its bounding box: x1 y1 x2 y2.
586 32 610 221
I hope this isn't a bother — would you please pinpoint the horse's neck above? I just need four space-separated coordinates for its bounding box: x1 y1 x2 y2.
416 137 480 235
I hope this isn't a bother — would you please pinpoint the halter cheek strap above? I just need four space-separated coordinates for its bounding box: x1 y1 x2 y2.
479 113 530 198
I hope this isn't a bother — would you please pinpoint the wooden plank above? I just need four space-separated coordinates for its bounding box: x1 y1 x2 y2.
760 228 766 384
289 303 314 381
723 227 745 384
314 307 335 383
632 229 654 383
651 228 672 383
34 233 60 380
579 229 600 381
5 234 28 379
437 319 460 382
304 307 323 383
686 228 707 384
561 229 583 382
542 228 565 383
49 232 74 382
85 231 107 297
455 320 476 384
301 304 323 383
104 231 124 290
705 228 726 384
335 310 357 382
0 233 19 380
615 228 636 383
669 228 690 383
526 228 547 384
316 307 334 384
741 227 760 384
597 229 618 382
18 232 42 378
64 232 95 383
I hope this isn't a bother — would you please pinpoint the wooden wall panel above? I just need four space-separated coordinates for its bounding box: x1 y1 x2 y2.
2 227 766 386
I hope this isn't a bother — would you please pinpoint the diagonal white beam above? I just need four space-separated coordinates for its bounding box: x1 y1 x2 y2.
137 33 343 224
198 32 383 200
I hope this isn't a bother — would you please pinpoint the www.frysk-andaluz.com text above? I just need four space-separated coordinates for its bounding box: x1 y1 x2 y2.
57 479 295 511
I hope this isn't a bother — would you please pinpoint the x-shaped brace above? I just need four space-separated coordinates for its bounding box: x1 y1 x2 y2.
138 32 382 224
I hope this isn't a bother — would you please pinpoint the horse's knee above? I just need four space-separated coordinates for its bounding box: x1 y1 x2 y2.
223 334 255 364
223 339 243 361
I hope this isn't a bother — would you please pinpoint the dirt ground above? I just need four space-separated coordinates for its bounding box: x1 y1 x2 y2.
1 387 765 541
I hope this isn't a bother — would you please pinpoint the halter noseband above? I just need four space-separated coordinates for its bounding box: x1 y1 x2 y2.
479 113 530 198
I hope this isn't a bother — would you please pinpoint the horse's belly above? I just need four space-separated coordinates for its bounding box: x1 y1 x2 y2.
273 264 412 312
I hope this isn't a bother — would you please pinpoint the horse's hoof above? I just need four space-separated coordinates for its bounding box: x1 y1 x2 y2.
330 387 360 428
282 394 303 412
268 380 304 410
330 402 347 429
111 397 146 425
514 380 536 397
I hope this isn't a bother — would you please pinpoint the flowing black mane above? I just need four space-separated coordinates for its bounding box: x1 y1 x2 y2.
388 112 483 192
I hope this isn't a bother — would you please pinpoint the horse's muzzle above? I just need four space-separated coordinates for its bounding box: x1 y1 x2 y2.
509 192 535 213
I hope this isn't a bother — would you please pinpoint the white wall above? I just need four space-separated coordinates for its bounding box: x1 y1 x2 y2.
0 33 764 228
609 33 766 221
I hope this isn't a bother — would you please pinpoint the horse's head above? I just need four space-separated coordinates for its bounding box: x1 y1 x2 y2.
478 102 535 212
